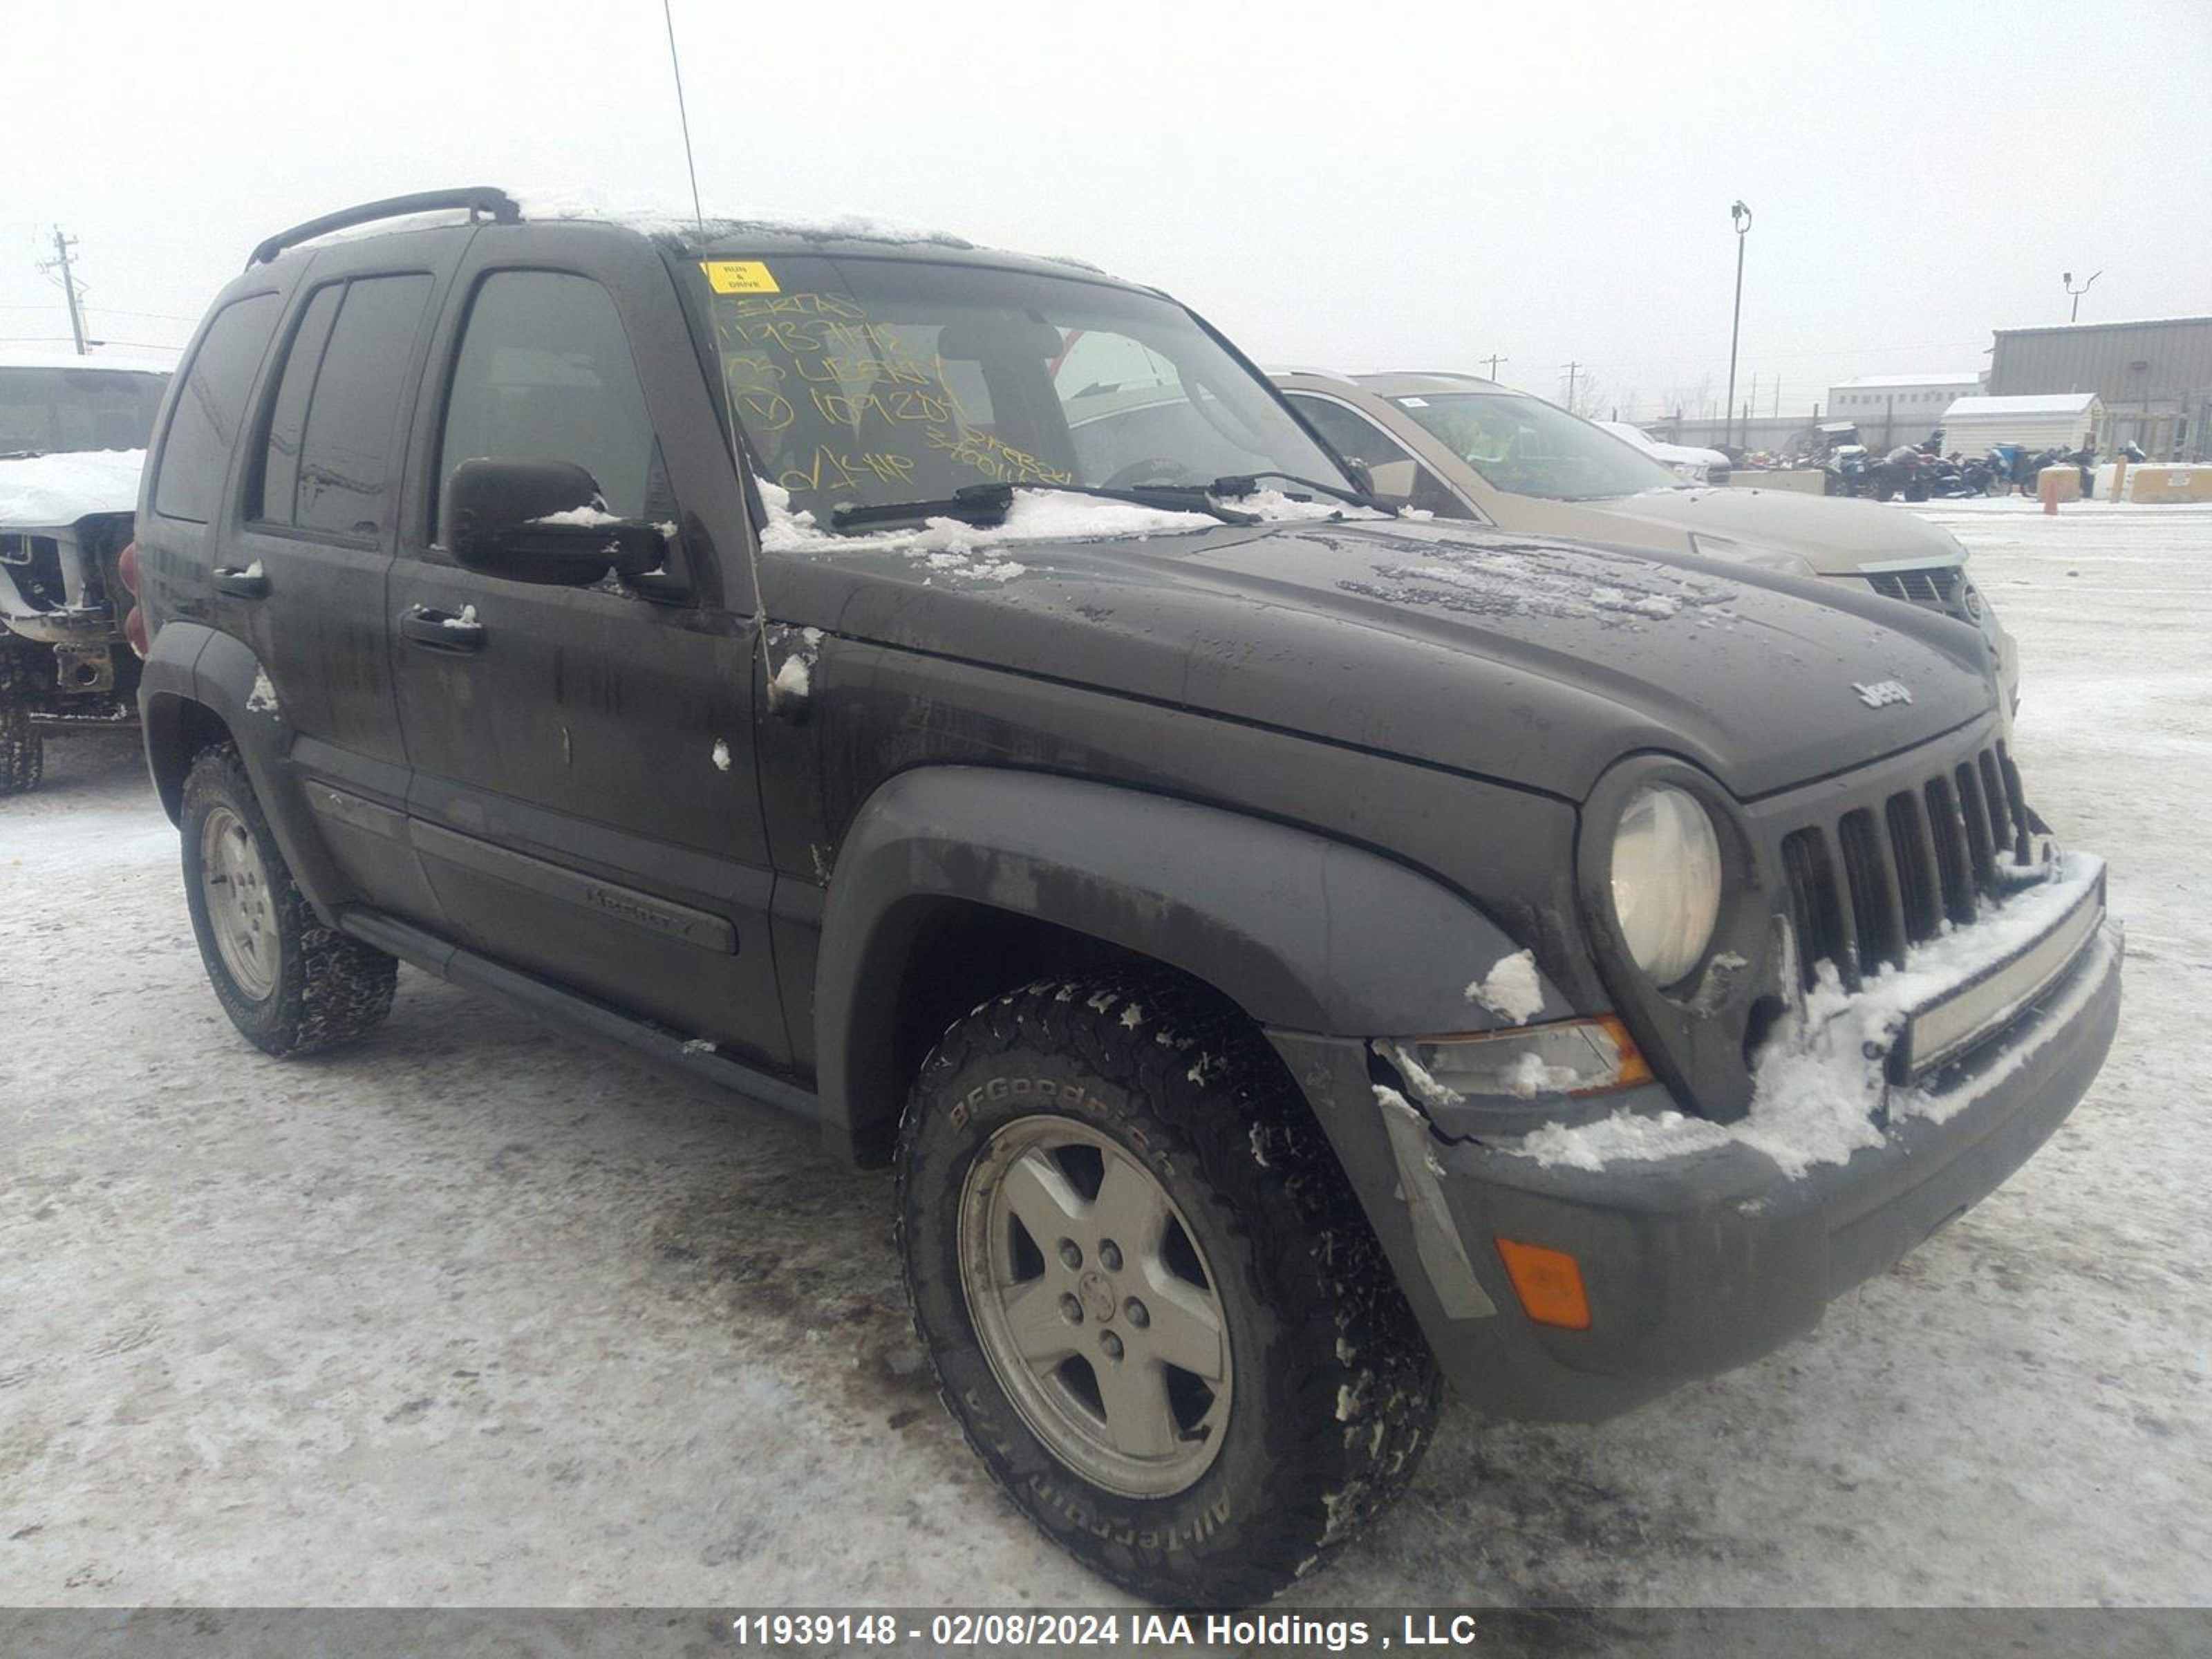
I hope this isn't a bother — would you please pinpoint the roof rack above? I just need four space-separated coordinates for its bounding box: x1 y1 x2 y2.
247 187 521 269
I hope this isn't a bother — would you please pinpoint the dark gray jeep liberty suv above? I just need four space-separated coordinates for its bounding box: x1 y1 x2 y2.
133 189 2122 1604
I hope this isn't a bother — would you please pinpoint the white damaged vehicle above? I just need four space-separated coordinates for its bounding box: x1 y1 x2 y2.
0 351 171 791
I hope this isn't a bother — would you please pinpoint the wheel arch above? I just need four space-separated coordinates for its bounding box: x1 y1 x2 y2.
814 765 1537 1165
138 620 348 921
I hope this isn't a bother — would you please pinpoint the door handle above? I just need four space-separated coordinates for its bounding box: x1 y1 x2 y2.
213 565 270 599
399 603 485 652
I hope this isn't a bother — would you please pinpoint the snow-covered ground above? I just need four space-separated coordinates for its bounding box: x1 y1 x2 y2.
1 500 2206 1608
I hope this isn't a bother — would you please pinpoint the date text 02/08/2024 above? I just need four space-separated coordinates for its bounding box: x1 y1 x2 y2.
727 1611 1483 1649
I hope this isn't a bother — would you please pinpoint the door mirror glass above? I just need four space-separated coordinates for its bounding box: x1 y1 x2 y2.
442 458 666 587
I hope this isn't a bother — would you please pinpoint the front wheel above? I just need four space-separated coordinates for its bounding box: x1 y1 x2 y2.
180 742 397 1056
897 973 1442 1605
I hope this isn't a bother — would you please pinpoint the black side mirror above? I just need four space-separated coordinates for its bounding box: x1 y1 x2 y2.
443 458 666 587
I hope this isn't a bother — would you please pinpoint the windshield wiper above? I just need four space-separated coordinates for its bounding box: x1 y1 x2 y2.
828 480 1257 532
1134 471 1387 512
1208 471 1387 510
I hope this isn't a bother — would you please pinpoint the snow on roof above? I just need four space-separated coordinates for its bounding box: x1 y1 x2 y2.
1830 372 1981 388
0 449 146 526
1994 314 2212 336
1944 393 2101 416
281 187 1119 279
0 348 176 375
514 188 977 250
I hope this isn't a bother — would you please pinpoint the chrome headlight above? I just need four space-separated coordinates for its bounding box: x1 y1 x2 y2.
1610 785 1723 985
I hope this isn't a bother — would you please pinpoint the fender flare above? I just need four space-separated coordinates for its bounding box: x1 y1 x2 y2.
138 620 349 924
815 765 1552 1161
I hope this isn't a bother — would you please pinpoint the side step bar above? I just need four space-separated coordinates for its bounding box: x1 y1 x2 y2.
338 908 820 1130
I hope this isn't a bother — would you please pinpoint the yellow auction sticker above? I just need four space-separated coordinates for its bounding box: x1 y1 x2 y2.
700 260 780 294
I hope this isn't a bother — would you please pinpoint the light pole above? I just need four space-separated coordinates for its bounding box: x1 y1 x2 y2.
1724 200 1752 450
2063 270 2101 322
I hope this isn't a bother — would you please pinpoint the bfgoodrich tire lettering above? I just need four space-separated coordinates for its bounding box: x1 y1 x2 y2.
180 742 396 1056
897 971 1442 1606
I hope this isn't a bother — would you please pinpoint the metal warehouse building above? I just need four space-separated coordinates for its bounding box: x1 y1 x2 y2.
1988 315 2211 461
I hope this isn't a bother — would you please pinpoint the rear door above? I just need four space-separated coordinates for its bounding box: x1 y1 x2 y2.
216 232 465 926
386 225 787 1068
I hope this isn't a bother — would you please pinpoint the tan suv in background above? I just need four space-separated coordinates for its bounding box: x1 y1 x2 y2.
1275 370 2019 710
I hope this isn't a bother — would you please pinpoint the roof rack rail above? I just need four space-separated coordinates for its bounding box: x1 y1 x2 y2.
247 187 521 269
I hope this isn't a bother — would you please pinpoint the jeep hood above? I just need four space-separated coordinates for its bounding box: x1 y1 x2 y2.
1569 485 1966 574
0 448 144 529
767 516 1998 802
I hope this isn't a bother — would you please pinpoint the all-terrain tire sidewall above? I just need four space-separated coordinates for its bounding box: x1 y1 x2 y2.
0 648 44 796
899 978 1444 1606
903 1055 1284 1595
179 742 395 1057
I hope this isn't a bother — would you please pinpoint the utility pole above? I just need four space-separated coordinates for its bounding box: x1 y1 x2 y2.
1481 353 1508 381
1725 200 1752 449
2062 270 2101 322
1560 360 1581 413
43 228 90 355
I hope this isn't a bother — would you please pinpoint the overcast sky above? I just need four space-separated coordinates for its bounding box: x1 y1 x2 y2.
11 0 2208 421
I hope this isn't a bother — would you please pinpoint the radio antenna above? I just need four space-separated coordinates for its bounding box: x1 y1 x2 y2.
661 0 705 231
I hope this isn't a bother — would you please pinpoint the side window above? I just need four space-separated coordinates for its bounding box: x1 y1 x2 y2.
153 292 281 523
290 274 434 538
1285 393 1413 469
1285 393 1468 519
438 272 655 523
253 283 344 526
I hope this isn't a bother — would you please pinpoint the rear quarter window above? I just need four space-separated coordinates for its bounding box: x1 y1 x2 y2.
152 293 282 523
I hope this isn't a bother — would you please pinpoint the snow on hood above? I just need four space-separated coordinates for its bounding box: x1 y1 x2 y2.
754 476 1369 585
0 449 145 527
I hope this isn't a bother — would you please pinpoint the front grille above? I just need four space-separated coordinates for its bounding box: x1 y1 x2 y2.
1778 740 2030 992
1865 565 1964 613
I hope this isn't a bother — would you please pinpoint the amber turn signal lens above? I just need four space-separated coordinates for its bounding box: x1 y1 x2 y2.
1495 1237 1592 1330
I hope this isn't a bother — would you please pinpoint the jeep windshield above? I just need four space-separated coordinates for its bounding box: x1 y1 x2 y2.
1389 391 1682 501
0 364 171 458
691 254 1349 527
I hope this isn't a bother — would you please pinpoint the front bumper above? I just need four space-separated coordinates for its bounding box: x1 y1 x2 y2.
1271 904 2121 1423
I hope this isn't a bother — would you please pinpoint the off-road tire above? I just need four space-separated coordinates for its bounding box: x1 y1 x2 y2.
897 971 1443 1606
180 742 396 1056
0 648 43 796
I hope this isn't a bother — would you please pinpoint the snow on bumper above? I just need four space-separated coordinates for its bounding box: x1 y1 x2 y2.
1273 859 2122 1423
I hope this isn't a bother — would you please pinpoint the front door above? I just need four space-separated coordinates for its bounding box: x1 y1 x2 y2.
386 229 787 1069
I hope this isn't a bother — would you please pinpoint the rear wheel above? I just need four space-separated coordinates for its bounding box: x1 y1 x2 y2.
897 972 1443 1606
0 648 43 796
180 742 396 1056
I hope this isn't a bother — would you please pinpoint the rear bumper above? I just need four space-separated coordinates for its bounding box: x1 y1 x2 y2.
1273 915 2121 1423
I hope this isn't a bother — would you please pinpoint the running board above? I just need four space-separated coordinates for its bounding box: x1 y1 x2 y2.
338 908 820 1130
